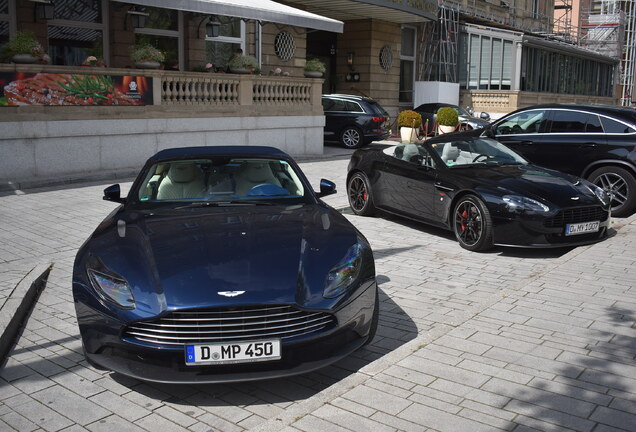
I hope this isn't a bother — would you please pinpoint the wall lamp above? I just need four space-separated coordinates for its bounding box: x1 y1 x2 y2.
31 0 55 20
347 52 354 70
197 16 221 38
127 8 149 29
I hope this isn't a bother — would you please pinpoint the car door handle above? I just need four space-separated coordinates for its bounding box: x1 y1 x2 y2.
580 143 597 148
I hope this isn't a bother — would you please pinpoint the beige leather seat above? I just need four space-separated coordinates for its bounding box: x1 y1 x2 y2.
235 162 282 196
156 163 205 200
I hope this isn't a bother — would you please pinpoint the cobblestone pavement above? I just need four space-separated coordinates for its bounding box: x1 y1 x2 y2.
1 145 635 432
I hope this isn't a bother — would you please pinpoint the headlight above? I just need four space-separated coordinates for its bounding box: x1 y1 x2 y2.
324 243 363 298
503 195 549 212
87 256 135 309
587 183 608 205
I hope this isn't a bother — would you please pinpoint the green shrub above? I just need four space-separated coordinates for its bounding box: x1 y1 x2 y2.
397 110 422 128
304 58 326 73
131 44 165 63
3 31 44 57
228 54 258 70
436 107 459 126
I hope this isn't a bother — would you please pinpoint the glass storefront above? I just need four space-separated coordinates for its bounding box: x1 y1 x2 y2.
205 16 244 71
134 6 180 69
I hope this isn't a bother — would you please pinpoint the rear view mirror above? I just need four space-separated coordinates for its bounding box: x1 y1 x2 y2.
480 112 491 121
103 184 126 204
317 179 337 198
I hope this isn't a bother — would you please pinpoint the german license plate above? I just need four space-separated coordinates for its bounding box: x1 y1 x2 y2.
565 221 600 236
185 340 281 365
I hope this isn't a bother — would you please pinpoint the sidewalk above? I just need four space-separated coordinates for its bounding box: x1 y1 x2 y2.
1 153 635 432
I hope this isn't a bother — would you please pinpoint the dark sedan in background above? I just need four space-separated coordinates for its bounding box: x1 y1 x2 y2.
322 94 391 148
414 103 491 135
487 104 636 217
73 146 378 383
347 132 611 251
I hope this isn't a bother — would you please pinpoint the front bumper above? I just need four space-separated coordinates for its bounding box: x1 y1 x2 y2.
491 210 611 248
75 279 377 384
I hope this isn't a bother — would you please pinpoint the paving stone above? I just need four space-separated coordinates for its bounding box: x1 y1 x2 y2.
589 406 636 431
87 391 151 422
342 384 411 415
398 402 498 432
31 385 110 425
86 415 146 432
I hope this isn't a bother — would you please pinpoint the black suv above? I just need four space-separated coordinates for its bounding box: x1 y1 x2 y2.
322 94 390 148
486 104 636 217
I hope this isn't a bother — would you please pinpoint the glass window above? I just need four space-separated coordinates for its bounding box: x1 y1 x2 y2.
135 33 178 68
586 114 603 132
495 110 546 135
479 37 491 89
401 27 415 57
502 41 512 90
49 26 103 66
468 34 479 89
600 116 636 134
137 158 306 202
144 7 178 31
54 0 102 23
549 111 588 133
399 25 416 104
205 16 243 70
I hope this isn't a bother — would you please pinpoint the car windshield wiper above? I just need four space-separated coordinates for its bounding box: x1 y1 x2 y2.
174 200 274 209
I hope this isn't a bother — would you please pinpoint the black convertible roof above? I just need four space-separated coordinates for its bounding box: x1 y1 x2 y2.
147 146 290 163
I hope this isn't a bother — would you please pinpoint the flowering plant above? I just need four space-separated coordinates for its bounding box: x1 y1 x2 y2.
269 68 289 76
131 44 165 63
3 31 46 58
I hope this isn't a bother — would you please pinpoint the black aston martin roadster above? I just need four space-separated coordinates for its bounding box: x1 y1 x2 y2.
347 132 611 251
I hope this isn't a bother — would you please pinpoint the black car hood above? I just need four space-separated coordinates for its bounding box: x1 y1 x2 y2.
81 203 361 316
456 164 601 207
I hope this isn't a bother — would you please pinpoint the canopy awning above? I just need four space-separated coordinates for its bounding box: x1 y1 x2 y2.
115 0 344 33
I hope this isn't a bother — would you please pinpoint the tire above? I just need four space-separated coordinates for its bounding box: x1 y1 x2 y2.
363 289 379 346
452 195 494 251
588 166 636 218
347 172 376 216
340 127 364 149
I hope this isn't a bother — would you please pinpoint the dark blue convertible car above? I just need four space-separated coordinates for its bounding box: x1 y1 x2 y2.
73 146 377 383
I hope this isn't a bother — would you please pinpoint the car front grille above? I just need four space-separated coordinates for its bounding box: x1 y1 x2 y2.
544 206 608 228
123 305 337 346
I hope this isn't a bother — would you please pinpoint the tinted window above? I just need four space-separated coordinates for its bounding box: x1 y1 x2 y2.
586 114 603 132
600 116 636 134
367 101 388 116
549 111 588 133
495 110 546 135
344 101 363 112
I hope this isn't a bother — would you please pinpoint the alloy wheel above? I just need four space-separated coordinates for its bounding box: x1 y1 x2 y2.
594 172 629 211
454 200 483 247
348 176 368 212
342 128 361 148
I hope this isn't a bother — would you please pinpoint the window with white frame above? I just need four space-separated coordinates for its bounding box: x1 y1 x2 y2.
47 0 107 66
399 25 416 103
134 6 181 70
205 16 245 71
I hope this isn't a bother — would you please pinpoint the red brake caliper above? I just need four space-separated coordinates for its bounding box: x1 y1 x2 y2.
461 210 467 231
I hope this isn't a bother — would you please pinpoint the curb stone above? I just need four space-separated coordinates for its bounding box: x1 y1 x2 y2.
0 262 52 365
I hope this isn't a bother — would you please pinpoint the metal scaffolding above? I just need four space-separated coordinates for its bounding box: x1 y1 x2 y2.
580 0 636 106
418 6 459 82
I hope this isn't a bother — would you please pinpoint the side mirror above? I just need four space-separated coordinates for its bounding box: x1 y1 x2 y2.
103 184 126 204
483 125 496 138
317 179 337 198
480 112 491 121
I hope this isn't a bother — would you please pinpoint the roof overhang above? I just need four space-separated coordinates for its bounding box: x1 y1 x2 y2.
282 0 438 23
114 0 344 32
523 35 620 64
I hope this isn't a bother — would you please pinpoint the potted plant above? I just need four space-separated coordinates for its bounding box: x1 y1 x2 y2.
436 106 459 134
304 58 326 78
131 44 165 69
397 110 422 143
228 54 258 74
3 31 45 64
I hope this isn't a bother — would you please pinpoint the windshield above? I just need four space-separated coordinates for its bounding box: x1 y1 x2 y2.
135 157 307 204
431 138 527 167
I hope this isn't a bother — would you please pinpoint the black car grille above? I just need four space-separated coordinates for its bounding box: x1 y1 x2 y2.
544 206 608 228
123 305 337 346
